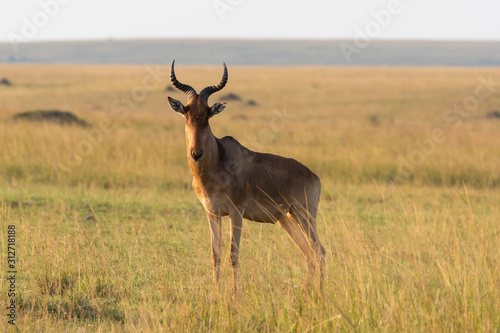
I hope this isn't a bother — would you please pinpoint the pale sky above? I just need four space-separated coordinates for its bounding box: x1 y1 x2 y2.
1 0 499 42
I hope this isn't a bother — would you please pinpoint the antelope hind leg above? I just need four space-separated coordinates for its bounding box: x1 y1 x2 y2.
277 214 316 286
290 206 326 290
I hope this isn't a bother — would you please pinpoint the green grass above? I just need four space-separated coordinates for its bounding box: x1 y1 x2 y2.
2 184 498 331
0 65 499 331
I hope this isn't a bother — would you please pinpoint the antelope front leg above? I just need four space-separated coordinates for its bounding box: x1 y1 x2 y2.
207 213 222 288
229 210 243 295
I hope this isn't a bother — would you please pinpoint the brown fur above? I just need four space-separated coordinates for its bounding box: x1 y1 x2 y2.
168 72 325 294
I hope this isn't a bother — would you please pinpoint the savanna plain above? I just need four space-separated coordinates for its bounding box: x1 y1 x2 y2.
0 64 499 332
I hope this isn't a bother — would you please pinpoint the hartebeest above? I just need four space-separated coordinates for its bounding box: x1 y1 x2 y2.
167 60 325 293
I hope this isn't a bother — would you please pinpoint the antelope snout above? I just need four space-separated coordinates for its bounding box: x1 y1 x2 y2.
190 149 204 161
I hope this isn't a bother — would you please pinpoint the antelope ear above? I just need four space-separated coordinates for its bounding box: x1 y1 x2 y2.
209 102 226 118
167 97 185 114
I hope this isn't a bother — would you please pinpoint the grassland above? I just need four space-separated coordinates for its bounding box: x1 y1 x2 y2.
0 65 499 332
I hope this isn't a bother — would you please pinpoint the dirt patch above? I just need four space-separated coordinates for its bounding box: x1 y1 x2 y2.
220 93 242 101
246 99 258 106
13 110 89 127
486 110 500 119
0 78 12 86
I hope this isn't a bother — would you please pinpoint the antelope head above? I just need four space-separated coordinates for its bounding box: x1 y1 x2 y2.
167 60 228 162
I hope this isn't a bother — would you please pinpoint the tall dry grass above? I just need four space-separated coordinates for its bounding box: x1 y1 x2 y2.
0 65 499 331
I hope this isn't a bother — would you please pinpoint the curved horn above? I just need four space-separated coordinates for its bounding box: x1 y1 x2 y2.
200 62 228 101
170 60 197 100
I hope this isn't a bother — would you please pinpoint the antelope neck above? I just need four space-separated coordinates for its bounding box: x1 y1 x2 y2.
187 127 219 177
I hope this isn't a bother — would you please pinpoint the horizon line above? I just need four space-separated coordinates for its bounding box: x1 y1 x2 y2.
1 37 500 44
